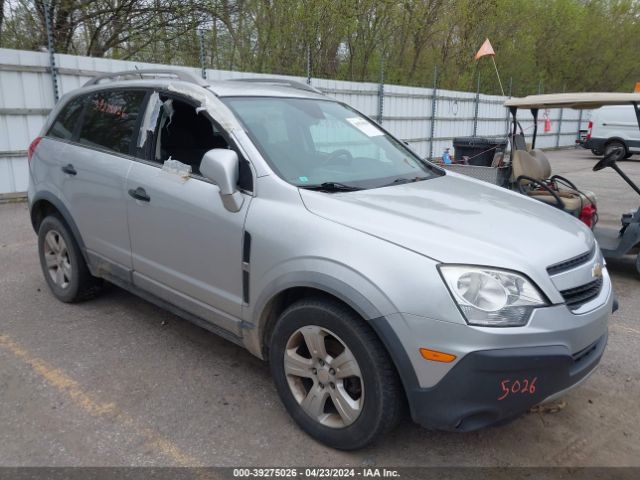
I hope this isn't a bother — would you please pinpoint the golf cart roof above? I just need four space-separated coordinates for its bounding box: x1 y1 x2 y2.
504 92 640 110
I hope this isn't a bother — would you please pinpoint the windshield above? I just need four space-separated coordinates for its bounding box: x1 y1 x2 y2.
222 97 442 190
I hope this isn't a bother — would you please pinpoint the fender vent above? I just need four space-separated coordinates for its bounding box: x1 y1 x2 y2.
242 232 251 304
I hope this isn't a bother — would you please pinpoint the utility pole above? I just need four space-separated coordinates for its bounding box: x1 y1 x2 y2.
42 0 59 102
198 29 207 79
377 53 384 124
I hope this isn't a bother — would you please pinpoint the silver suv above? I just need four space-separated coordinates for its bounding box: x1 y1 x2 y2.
28 70 613 449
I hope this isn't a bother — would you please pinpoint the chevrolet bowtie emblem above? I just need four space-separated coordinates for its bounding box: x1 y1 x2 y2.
592 262 603 279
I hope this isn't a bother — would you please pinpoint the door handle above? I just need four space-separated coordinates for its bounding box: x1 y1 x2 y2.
128 187 151 202
61 164 77 175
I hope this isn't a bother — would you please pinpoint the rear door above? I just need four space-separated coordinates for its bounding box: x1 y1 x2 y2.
59 89 147 275
125 92 252 335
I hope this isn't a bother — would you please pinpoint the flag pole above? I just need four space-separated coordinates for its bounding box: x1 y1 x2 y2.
491 56 505 96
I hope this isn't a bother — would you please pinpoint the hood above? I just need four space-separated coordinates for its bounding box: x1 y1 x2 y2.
299 173 595 273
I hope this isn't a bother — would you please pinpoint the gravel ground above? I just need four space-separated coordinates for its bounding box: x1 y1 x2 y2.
0 148 639 467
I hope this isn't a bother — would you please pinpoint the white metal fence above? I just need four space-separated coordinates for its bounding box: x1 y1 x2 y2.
0 47 588 195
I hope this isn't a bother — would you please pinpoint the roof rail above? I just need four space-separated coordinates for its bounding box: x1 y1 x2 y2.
231 77 323 95
83 69 209 87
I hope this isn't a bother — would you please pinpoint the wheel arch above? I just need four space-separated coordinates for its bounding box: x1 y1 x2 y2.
30 191 89 265
605 137 628 150
246 270 397 358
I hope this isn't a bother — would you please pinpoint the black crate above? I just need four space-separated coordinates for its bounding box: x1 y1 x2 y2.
442 164 511 187
453 137 508 166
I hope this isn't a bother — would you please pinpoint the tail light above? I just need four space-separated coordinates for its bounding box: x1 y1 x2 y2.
27 137 42 164
579 204 597 228
586 121 593 140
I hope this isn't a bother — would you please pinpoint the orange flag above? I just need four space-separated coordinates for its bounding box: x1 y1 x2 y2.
475 38 495 60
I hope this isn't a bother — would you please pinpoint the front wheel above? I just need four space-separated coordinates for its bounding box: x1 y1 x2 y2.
269 297 403 449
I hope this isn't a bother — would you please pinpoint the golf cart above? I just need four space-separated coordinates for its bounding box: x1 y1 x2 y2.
503 92 640 270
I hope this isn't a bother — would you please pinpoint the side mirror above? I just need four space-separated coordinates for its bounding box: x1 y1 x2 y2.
200 149 244 212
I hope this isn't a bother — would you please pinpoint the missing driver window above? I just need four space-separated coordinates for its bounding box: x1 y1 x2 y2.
146 95 253 191
152 96 229 175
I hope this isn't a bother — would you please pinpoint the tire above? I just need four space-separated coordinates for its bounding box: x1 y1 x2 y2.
269 297 403 450
605 140 628 161
625 152 633 159
591 148 603 156
38 214 101 302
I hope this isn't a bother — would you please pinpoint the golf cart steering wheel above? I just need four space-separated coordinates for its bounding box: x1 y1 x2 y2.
321 149 353 165
593 145 625 171
516 175 565 210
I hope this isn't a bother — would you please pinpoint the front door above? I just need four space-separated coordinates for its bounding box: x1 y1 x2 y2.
125 93 251 335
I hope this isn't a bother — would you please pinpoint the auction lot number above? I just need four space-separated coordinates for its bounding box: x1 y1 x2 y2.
497 376 538 401
233 468 400 478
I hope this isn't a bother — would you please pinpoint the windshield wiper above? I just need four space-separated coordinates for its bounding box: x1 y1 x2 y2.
299 182 363 192
381 176 430 187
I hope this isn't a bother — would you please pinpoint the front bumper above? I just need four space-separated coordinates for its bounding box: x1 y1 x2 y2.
369 272 612 432
585 138 606 152
405 333 607 431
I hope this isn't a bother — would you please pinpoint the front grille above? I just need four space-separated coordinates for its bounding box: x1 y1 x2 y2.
560 278 603 310
547 247 595 276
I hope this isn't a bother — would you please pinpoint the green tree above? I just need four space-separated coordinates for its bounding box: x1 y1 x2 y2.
2 0 639 94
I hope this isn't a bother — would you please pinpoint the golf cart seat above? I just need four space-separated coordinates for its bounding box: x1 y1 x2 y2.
529 149 597 204
512 150 597 219
528 189 584 211
511 132 596 204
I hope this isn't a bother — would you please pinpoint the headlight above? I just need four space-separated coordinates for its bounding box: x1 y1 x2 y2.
438 265 548 327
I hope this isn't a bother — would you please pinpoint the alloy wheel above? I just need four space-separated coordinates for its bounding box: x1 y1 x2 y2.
283 325 364 428
43 230 72 289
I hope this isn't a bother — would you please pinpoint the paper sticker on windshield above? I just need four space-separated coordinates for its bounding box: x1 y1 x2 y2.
346 117 384 137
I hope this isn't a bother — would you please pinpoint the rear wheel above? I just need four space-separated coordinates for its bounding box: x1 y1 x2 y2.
38 215 101 302
605 140 628 162
591 148 603 156
269 297 403 449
